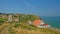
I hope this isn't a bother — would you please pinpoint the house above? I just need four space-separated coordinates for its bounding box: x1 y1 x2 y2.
7 15 13 22
28 21 32 25
33 20 50 28
14 18 19 22
33 20 41 26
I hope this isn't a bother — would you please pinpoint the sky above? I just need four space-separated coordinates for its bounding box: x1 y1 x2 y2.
0 0 60 17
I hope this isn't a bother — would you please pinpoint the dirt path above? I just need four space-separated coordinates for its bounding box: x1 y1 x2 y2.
0 23 10 34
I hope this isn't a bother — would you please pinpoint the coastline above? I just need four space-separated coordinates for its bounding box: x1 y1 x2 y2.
48 27 60 32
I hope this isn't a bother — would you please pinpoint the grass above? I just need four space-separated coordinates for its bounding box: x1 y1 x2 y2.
13 22 38 30
0 22 60 34
0 17 8 26
8 27 15 34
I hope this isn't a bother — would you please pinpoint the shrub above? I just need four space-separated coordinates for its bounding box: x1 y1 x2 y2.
0 18 7 23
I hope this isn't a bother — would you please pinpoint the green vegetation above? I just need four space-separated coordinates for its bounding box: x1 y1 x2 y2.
0 18 7 25
19 14 39 23
13 22 38 30
0 14 60 34
8 27 15 34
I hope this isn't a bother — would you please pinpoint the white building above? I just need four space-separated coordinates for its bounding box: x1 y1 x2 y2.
8 15 13 22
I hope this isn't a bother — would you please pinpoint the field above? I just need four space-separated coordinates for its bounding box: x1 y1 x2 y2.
0 22 60 34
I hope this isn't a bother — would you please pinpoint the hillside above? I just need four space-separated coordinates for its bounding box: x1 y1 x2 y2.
0 14 60 34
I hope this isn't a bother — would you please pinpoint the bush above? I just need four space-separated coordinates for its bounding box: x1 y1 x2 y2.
13 23 21 28
0 18 7 23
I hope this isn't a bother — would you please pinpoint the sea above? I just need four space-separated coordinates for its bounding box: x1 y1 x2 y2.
40 16 60 29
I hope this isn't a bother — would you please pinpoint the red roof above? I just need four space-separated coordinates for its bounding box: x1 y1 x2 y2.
42 24 48 26
33 20 41 26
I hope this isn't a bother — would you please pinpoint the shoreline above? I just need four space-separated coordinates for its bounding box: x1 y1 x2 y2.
48 27 60 32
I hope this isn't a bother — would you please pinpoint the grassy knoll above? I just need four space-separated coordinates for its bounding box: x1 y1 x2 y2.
0 22 60 34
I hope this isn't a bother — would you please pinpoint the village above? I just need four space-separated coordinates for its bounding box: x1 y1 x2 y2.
0 13 50 28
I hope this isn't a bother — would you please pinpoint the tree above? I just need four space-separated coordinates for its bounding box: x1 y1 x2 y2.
0 18 7 23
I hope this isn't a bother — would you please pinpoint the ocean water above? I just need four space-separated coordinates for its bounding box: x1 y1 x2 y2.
41 17 60 29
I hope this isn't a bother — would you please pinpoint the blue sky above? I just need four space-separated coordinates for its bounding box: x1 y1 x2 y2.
0 0 60 16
